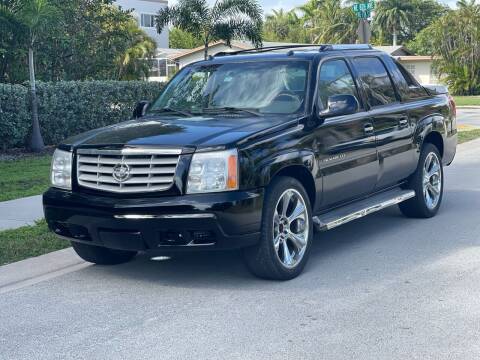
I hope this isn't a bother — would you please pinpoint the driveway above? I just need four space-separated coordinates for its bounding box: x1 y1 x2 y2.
1 139 480 360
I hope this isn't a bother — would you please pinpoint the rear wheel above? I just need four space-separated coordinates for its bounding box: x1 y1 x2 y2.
71 242 137 265
244 177 313 280
399 143 443 218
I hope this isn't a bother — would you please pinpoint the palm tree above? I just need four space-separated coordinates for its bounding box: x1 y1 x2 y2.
310 0 357 44
374 0 413 46
17 0 60 152
116 20 156 80
156 0 263 60
264 9 303 41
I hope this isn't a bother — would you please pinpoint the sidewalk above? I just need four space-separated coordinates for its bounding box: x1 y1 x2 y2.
0 195 44 231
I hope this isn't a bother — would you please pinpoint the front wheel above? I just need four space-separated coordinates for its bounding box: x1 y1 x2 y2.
244 177 313 280
399 143 444 218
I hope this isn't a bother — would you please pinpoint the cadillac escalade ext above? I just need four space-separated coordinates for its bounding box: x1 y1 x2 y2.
43 44 457 280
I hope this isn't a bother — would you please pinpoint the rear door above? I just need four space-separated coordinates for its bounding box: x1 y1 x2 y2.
351 56 415 190
314 58 378 208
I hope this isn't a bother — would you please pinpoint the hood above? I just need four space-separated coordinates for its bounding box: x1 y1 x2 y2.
63 115 296 150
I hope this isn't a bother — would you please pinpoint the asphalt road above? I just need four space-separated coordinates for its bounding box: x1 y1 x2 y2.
457 108 480 128
1 139 480 360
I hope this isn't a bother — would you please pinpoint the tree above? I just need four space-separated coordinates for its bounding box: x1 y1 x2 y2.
1 0 157 83
405 0 448 42
115 20 156 80
17 0 60 152
422 0 480 95
374 0 413 46
169 27 204 49
263 9 308 43
309 0 357 44
156 0 263 60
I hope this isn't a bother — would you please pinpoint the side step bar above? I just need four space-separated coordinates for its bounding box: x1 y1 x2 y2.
313 188 415 231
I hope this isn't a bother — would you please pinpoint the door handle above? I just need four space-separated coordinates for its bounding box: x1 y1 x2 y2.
364 123 374 134
399 117 409 127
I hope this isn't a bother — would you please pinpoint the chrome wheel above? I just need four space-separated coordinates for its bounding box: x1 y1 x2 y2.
423 152 442 210
273 189 309 269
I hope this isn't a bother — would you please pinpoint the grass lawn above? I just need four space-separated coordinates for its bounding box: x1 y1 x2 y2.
0 155 51 202
0 220 69 266
453 96 480 107
458 129 480 144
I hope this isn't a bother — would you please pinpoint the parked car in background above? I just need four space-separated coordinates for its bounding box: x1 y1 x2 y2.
43 44 457 280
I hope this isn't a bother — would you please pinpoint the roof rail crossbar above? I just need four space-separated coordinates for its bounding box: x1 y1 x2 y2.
212 44 373 58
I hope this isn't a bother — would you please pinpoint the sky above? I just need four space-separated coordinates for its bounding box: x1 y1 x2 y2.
259 0 458 14
169 0 459 16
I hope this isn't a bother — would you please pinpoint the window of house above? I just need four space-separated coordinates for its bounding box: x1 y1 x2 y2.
141 14 156 28
353 57 398 107
317 59 360 110
404 63 416 75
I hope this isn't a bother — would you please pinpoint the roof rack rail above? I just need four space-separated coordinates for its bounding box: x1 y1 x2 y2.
214 44 322 57
322 44 373 51
213 44 373 58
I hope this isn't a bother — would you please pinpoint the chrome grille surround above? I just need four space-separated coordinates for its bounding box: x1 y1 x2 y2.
76 148 182 193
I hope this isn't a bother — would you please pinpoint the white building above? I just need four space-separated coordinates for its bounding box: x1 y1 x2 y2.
115 0 169 48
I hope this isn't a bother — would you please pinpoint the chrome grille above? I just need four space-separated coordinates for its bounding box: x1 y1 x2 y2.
76 148 181 193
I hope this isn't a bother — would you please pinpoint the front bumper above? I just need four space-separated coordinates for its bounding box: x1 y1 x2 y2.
43 188 264 252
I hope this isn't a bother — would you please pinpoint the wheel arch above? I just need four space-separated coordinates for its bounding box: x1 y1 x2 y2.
423 131 444 158
415 114 446 158
258 150 319 209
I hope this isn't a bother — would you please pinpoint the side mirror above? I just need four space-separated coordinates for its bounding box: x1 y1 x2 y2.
320 94 359 118
132 101 150 119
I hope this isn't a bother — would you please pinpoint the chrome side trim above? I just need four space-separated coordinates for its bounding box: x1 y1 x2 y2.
313 190 415 231
114 214 216 220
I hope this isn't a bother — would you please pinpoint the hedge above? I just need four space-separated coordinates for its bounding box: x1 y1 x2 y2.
0 81 165 150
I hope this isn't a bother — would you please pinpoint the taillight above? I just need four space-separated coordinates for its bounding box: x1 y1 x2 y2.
448 94 456 118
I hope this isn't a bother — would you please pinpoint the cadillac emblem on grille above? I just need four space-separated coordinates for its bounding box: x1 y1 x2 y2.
112 163 131 183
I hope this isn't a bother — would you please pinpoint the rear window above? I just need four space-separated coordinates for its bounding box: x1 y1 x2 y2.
394 61 428 99
353 57 398 107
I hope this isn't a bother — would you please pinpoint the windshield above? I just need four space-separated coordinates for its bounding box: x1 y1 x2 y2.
149 60 310 116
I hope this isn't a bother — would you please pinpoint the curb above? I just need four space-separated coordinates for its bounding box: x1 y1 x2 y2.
0 248 89 294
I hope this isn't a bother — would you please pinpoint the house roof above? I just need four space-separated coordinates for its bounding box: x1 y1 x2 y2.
374 46 414 56
169 41 417 60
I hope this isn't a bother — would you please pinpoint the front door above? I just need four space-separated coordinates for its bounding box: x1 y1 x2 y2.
314 58 379 209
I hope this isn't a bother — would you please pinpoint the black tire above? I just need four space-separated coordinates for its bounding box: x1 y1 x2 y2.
399 143 444 218
71 242 137 265
243 176 313 280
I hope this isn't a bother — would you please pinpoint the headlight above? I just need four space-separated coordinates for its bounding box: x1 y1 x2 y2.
51 149 72 190
187 149 238 194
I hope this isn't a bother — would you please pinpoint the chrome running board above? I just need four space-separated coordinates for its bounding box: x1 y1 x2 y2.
313 188 415 231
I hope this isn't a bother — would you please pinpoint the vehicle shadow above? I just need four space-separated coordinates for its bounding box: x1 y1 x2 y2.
76 189 473 289
76 210 411 286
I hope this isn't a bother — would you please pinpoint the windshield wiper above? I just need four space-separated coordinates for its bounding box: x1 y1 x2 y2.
202 107 261 117
150 107 193 117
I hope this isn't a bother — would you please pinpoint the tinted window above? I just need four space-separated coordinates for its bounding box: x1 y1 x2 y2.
354 57 397 107
394 61 428 99
317 59 359 110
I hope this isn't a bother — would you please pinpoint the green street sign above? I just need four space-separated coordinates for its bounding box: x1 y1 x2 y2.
352 1 375 18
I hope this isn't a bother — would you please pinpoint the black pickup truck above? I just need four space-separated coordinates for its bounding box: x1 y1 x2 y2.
43 44 457 280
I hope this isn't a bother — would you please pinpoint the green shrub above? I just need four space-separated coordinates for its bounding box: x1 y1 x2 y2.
0 84 30 151
0 81 165 149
